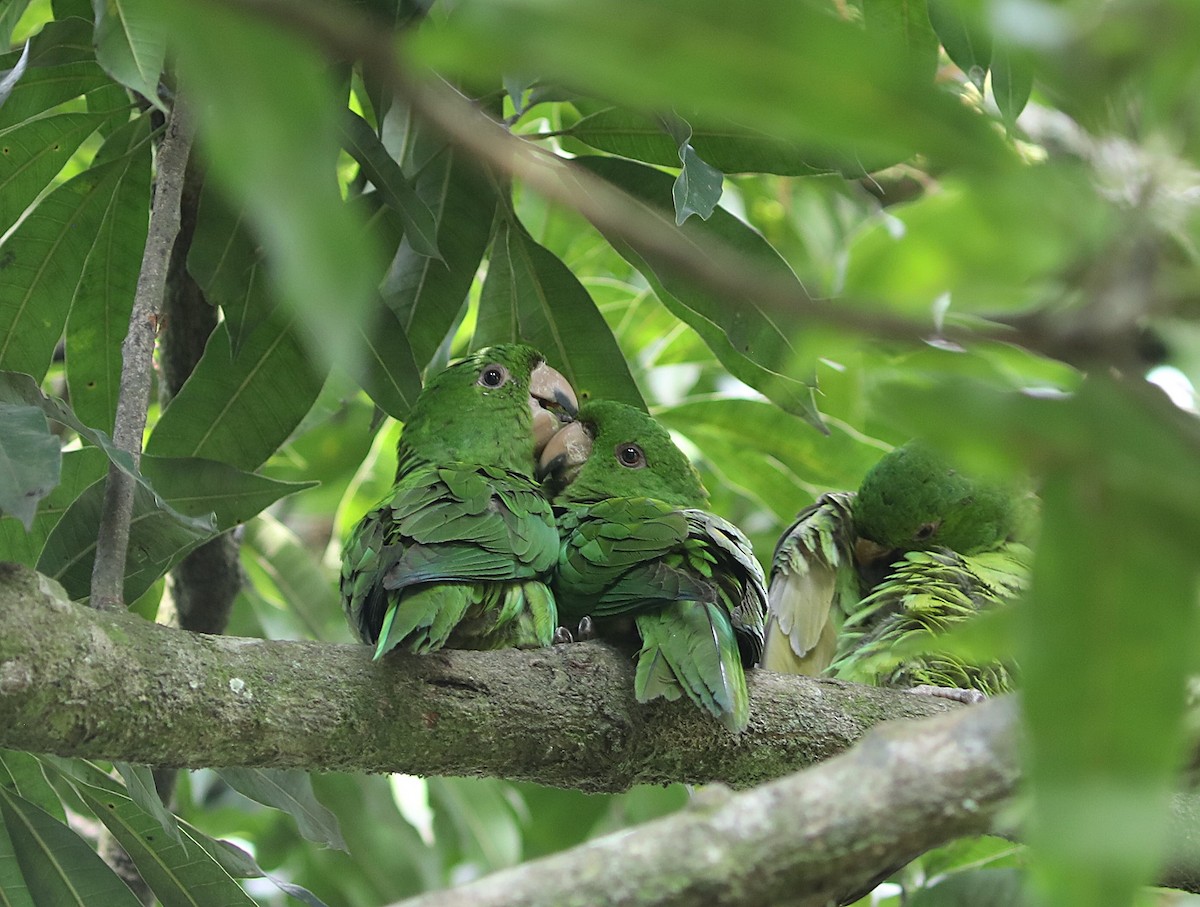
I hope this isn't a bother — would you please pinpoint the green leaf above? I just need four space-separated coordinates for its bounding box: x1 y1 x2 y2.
0 785 143 907
65 114 152 435
91 0 166 109
186 184 276 355
0 1 32 47
862 0 939 83
0 803 37 907
0 752 66 824
216 768 347 852
40 760 257 907
0 149 147 381
356 299 423 420
0 447 106 567
145 318 327 471
340 111 440 259
991 43 1034 127
0 112 112 238
661 116 723 225
197 837 330 907
927 0 991 89
37 475 216 602
139 455 316 527
474 217 645 409
909 867 1028 906
112 764 180 845
0 60 115 131
565 107 845 176
576 156 823 429
163 0 384 373
0 403 61 530
381 143 497 368
241 514 343 642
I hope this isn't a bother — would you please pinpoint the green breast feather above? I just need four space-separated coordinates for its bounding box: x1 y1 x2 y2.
340 343 576 657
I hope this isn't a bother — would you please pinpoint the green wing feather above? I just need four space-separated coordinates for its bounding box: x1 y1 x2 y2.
829 542 1030 695
553 497 766 733
341 463 559 656
762 492 858 675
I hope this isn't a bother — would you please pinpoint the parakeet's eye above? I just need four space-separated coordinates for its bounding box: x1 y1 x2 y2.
478 363 510 388
913 521 939 541
616 443 646 469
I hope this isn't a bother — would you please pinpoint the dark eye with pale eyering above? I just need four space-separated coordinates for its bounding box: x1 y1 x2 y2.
913 522 938 541
616 443 645 468
478 363 510 388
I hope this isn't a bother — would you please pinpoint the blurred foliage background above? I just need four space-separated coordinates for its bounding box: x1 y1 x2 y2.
3 0 1200 904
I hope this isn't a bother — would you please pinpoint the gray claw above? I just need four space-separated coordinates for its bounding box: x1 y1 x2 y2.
576 616 596 641
552 627 574 645
907 684 987 705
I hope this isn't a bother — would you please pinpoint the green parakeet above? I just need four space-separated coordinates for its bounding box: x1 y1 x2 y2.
341 343 578 658
762 442 1031 699
539 401 767 733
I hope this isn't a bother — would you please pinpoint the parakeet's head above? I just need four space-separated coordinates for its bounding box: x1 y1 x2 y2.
851 442 1017 558
400 343 577 475
538 400 708 508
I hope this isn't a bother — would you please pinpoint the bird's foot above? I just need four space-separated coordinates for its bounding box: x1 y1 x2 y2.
552 626 574 645
575 616 596 641
906 684 987 705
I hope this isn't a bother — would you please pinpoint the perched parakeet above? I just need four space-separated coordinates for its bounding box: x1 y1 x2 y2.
539 401 767 733
341 343 578 658
762 442 1031 699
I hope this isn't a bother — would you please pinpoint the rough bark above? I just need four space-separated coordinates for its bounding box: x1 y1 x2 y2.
0 563 954 789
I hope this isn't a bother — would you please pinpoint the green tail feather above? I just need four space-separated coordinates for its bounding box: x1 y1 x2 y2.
372 585 474 658
634 602 750 733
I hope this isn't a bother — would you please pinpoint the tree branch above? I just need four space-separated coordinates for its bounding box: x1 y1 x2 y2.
0 563 954 788
89 100 196 611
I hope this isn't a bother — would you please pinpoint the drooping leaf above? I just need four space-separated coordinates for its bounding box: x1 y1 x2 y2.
0 403 61 530
661 115 722 225
197 837 331 907
216 768 347 852
0 785 143 907
145 318 327 471
340 110 440 259
37 475 216 602
113 763 181 845
927 0 991 89
575 156 823 429
91 0 167 109
162 0 385 373
356 299 423 420
65 113 152 434
0 752 66 824
381 142 497 368
474 217 645 408
991 43 1034 127
139 455 316 527
0 447 106 567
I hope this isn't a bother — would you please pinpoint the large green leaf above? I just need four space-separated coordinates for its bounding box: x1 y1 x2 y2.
381 143 497 368
0 804 36 907
0 60 115 130
576 156 823 428
91 0 166 108
139 455 316 526
37 475 216 602
862 0 939 82
564 108 844 176
0 785 143 907
216 769 346 852
927 0 991 89
0 753 65 825
65 114 152 434
145 318 327 471
161 0 384 373
356 299 423 420
340 111 440 259
0 1 32 47
0 447 106 567
0 112 113 237
474 217 645 408
410 0 1013 172
39 761 257 907
113 764 181 845
0 403 61 530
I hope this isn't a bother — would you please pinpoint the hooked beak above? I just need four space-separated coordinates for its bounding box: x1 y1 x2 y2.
528 361 579 456
854 537 893 567
537 420 593 495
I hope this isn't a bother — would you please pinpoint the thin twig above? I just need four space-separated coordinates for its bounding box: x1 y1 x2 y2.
89 100 196 611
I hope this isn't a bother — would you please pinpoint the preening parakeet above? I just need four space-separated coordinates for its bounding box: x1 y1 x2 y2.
539 401 767 733
341 343 578 657
762 442 1031 698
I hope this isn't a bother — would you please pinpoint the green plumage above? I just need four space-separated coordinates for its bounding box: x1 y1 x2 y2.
340 344 563 656
543 401 766 733
762 442 1032 696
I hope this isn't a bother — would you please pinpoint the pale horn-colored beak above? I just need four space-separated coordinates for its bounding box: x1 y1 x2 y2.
853 537 892 567
529 361 579 457
537 420 593 494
